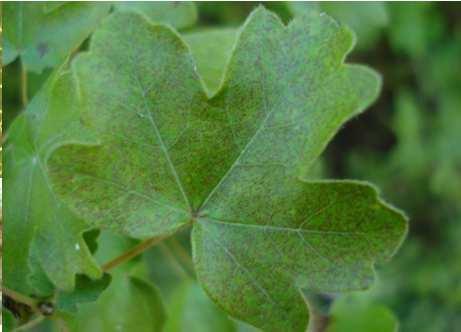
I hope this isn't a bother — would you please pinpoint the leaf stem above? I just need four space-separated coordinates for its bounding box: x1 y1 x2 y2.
102 235 167 272
305 292 335 332
20 59 28 108
2 287 39 312
307 310 330 332
14 315 44 331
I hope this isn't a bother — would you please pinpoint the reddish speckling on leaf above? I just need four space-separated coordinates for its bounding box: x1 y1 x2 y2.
46 7 406 332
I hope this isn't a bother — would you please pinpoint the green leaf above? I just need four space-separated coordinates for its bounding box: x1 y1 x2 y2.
387 3 445 58
2 309 18 331
143 232 194 297
43 2 66 13
114 1 197 30
327 297 398 332
287 2 388 50
61 275 165 332
391 90 427 178
92 231 140 273
2 2 110 72
3 71 101 295
320 2 388 50
430 92 461 204
193 181 406 331
83 229 100 254
55 274 112 313
47 8 407 331
348 88 461 211
196 3 255 26
184 28 237 96
419 32 461 98
164 281 236 332
62 233 166 332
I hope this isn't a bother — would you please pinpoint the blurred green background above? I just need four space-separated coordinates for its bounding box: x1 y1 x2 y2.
2 2 461 331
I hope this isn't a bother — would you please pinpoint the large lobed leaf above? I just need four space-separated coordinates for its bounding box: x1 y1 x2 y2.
3 71 101 295
47 7 407 331
3 2 199 297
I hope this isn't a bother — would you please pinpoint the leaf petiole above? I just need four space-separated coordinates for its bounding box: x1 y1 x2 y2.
101 235 168 272
2 287 39 312
307 310 330 332
13 315 45 331
305 292 335 332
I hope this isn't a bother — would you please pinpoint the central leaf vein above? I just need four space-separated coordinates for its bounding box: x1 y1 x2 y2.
198 69 273 212
133 72 192 213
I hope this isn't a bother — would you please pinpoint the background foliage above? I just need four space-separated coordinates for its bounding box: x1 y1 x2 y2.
2 2 461 331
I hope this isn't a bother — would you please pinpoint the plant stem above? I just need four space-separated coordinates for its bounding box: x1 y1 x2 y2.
102 235 167 272
20 59 28 108
304 292 335 332
14 315 44 331
2 287 39 311
307 310 330 332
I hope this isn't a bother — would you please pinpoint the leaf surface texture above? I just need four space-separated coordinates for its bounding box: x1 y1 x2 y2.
48 8 407 331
